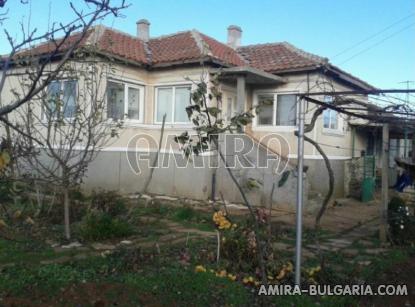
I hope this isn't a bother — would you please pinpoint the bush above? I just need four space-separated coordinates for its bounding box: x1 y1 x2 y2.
88 190 127 217
79 212 133 241
388 196 415 244
173 206 195 221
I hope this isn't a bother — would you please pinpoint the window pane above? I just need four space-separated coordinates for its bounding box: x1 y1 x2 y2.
107 81 124 120
276 94 296 126
330 111 338 129
157 88 172 122
46 81 61 116
257 94 274 125
323 110 330 128
128 87 140 120
63 80 77 118
174 87 190 122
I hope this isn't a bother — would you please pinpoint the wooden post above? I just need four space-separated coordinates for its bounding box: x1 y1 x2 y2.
380 123 389 242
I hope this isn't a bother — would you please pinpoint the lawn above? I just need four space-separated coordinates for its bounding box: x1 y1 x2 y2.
0 194 413 306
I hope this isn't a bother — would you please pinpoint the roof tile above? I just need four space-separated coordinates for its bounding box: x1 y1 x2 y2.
148 31 201 64
237 42 326 73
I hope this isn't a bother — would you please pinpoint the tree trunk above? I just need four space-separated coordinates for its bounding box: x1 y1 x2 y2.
63 187 71 240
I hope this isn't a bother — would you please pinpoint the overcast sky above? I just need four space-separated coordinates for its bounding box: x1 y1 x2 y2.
1 0 414 91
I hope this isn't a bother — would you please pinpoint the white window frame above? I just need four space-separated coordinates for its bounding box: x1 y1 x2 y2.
154 84 192 125
43 79 78 121
106 79 145 124
322 96 344 135
253 91 298 131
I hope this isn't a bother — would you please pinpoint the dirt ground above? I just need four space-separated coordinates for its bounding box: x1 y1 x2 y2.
361 256 415 307
223 196 381 234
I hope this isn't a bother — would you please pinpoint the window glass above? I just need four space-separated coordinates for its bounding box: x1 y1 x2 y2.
46 81 61 115
174 87 190 122
257 94 274 125
128 87 140 120
323 96 338 129
323 111 331 128
157 88 172 122
330 111 338 129
107 81 124 120
63 80 77 118
276 94 296 126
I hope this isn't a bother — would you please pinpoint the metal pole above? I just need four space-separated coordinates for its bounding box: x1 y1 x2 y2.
295 97 305 286
380 123 389 242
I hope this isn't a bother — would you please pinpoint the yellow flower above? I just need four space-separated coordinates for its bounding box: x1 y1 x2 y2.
242 277 250 284
276 269 286 280
228 274 237 281
213 211 232 230
216 269 227 277
195 265 206 273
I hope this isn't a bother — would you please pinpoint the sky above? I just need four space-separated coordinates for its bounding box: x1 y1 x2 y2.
1 0 414 90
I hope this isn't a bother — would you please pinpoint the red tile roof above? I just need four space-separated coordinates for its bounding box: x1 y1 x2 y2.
198 33 245 66
15 30 93 58
97 28 148 64
148 31 201 64
237 42 327 73
10 25 373 89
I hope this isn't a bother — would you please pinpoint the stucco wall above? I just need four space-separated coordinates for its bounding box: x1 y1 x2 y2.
1 59 372 205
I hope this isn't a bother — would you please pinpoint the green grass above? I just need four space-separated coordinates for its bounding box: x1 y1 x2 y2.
360 248 410 281
0 251 251 306
0 239 64 265
122 267 250 306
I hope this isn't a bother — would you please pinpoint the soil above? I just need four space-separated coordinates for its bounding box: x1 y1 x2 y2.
361 256 415 307
1 283 162 307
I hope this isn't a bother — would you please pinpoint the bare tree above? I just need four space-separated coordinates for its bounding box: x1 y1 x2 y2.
15 56 121 240
0 0 128 122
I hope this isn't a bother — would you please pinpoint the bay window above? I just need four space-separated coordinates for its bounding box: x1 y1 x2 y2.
107 80 144 122
256 93 297 126
45 80 77 119
155 85 191 124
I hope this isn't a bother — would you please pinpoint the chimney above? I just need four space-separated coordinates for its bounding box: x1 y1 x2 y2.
137 19 150 41
227 25 242 49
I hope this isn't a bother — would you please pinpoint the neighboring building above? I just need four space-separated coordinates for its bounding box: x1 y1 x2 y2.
2 20 385 208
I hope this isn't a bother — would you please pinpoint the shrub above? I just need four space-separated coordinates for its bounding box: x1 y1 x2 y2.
88 190 127 217
388 196 415 244
79 212 133 241
173 206 195 221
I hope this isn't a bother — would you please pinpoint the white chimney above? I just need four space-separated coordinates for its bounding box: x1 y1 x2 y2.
227 25 242 49
137 19 150 41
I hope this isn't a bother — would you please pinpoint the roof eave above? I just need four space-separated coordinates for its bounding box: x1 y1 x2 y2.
212 66 286 85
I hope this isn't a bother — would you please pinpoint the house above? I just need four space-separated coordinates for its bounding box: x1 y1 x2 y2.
1 19 387 208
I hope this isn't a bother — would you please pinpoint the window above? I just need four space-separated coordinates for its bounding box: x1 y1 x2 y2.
155 86 191 123
107 80 144 122
226 96 237 122
45 80 77 119
323 96 338 130
256 93 297 126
